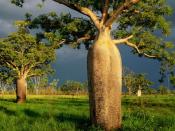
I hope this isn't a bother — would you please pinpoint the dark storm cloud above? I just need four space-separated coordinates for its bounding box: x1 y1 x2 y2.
0 0 69 36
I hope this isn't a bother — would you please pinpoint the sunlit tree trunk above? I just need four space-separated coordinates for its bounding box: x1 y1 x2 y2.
137 85 142 97
16 76 27 103
88 28 122 130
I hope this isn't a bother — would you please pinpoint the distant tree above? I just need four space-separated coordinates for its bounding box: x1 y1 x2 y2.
170 75 175 88
0 21 57 103
0 73 15 94
60 80 85 95
49 79 59 88
0 81 6 95
123 67 135 95
145 87 157 95
157 85 169 95
123 68 153 96
133 74 153 96
12 0 175 129
49 79 59 94
28 75 48 95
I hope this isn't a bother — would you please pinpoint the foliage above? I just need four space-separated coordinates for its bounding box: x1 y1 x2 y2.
133 74 153 93
0 21 56 81
26 12 95 49
11 0 175 84
27 75 49 94
144 87 157 95
28 76 60 94
0 79 15 94
123 67 153 95
60 80 87 95
157 85 169 95
49 79 59 89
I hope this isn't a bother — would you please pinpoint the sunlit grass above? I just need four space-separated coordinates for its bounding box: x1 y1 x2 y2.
0 95 174 131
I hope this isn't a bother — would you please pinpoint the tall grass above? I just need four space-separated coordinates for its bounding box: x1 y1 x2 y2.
0 95 174 131
122 95 175 131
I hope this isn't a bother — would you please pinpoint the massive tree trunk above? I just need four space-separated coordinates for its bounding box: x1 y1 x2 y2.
88 28 122 130
16 77 27 103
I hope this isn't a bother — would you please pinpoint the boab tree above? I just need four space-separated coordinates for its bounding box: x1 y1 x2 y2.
0 21 57 103
12 0 175 130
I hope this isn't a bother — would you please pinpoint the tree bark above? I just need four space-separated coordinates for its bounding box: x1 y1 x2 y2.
87 28 122 130
128 86 132 95
16 77 27 103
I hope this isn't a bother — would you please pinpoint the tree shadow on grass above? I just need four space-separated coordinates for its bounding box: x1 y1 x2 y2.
0 106 16 116
23 109 41 118
55 113 91 131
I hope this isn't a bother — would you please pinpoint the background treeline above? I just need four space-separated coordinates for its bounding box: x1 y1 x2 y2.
0 76 88 95
0 76 174 95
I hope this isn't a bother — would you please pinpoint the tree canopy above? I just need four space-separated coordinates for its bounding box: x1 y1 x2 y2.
11 0 175 83
0 21 56 80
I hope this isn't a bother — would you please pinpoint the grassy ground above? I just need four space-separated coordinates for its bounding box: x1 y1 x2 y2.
0 95 174 131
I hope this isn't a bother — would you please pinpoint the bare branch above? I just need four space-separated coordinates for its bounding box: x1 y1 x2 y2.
105 0 140 27
113 35 133 44
52 39 66 49
27 73 45 78
5 61 20 76
113 34 157 58
58 39 66 45
77 34 95 43
125 40 157 58
6 61 19 71
53 0 100 29
101 0 110 24
125 41 157 58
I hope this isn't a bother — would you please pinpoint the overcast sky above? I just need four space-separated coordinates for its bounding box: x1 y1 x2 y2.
0 0 175 87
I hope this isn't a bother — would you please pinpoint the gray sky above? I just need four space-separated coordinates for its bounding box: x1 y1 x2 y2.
0 0 175 87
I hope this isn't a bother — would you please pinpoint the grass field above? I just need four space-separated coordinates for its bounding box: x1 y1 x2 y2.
0 95 174 131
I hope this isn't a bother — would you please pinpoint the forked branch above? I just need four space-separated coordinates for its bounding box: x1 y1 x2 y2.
105 0 140 27
113 35 133 44
53 0 100 29
101 0 110 24
113 35 157 58
124 41 157 58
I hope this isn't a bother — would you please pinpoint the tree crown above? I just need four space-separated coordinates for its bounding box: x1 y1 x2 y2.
11 0 175 84
0 21 56 80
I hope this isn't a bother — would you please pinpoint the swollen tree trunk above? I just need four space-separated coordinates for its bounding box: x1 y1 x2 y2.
87 28 122 130
137 89 141 97
16 77 27 103
137 85 142 97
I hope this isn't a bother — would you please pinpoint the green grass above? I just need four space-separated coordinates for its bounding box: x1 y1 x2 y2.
0 95 174 131
122 95 175 131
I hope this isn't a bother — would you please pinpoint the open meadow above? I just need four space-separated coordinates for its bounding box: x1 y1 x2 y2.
0 95 174 131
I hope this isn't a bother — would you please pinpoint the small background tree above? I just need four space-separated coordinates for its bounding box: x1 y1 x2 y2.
0 21 57 103
123 67 153 96
60 80 87 95
157 85 169 95
28 75 48 95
